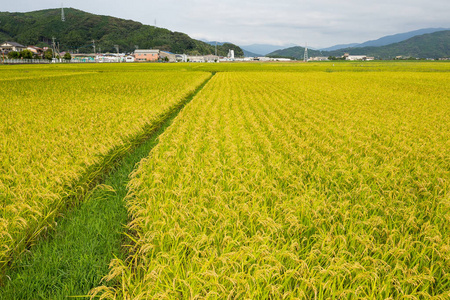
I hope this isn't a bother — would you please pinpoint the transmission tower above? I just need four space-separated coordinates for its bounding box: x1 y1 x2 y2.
61 4 65 22
303 43 308 62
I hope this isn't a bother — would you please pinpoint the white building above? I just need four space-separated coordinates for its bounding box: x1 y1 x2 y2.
203 54 219 62
228 49 235 60
310 56 329 61
346 55 366 61
176 54 187 62
0 41 26 53
343 53 373 61
187 55 205 63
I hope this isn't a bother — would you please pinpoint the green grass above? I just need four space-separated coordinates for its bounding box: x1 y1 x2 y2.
0 73 214 300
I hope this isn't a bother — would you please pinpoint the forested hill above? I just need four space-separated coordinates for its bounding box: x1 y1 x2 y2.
267 47 324 60
325 30 450 59
0 8 244 56
267 30 450 59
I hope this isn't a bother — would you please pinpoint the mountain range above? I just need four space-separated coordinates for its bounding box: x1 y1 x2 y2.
320 28 449 51
239 44 298 56
0 8 244 56
201 40 264 57
267 30 450 59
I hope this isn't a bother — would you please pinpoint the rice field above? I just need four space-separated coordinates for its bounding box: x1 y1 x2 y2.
93 70 450 299
0 68 211 275
1 61 449 299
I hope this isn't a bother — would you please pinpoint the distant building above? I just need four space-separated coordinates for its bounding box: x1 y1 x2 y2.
98 53 123 63
134 49 159 62
187 55 205 63
228 49 235 60
255 57 272 61
273 58 292 62
27 46 44 57
176 54 188 62
204 54 219 62
310 56 329 61
159 51 176 62
71 53 96 62
343 53 372 61
235 57 254 61
346 55 366 61
0 41 26 53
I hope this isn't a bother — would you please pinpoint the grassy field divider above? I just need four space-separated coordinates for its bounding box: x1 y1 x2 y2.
0 71 98 82
0 72 215 285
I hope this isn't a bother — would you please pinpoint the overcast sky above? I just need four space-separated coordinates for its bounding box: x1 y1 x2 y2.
2 0 449 48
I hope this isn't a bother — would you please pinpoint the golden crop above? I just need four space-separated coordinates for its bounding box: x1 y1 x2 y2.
94 71 450 299
0 69 211 275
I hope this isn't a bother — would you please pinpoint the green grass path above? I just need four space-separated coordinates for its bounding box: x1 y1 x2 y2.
0 73 214 300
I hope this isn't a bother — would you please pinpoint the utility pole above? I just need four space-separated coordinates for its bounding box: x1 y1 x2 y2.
114 45 119 62
92 40 96 54
215 41 217 56
0 21 3 63
57 42 61 61
52 37 56 61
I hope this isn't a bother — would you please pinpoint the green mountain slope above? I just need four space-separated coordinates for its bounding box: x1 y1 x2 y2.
326 30 450 59
267 31 450 59
266 46 325 60
0 8 243 56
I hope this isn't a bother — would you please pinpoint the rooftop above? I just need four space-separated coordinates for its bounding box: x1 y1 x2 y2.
1 41 26 47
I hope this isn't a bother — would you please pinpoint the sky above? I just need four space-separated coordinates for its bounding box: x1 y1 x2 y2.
2 0 449 48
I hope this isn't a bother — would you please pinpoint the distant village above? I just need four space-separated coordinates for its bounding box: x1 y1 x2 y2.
1 40 445 63
2 41 278 63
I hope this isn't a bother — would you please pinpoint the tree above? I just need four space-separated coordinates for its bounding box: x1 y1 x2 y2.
44 49 53 61
20 49 33 59
63 52 72 60
7 51 20 59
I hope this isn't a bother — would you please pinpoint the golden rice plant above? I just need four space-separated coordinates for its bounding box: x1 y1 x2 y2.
93 70 450 299
0 69 211 279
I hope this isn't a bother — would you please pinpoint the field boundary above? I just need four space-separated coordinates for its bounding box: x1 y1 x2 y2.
0 72 98 81
0 72 215 283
